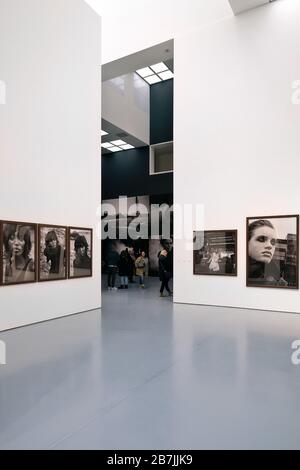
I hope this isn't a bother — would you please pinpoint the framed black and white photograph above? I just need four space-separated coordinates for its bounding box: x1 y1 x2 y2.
247 215 299 289
193 230 238 276
68 227 93 279
1 221 37 286
38 225 67 282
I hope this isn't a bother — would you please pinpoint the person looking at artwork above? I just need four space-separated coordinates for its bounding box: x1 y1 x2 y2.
248 219 288 286
44 230 65 278
135 251 146 288
3 224 35 284
106 246 119 291
118 249 131 289
73 235 91 277
159 250 172 297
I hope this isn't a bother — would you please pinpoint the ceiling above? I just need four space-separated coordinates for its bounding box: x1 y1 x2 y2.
84 0 233 64
228 0 271 14
102 40 173 82
101 119 147 155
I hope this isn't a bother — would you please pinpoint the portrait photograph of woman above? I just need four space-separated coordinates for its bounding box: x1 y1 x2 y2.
1 221 37 285
38 225 67 282
68 227 92 279
247 215 299 289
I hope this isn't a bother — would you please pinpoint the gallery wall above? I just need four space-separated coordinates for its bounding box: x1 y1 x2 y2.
174 0 300 313
0 0 101 331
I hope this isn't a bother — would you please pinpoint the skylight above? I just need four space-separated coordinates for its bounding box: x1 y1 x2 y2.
135 62 173 85
102 139 136 153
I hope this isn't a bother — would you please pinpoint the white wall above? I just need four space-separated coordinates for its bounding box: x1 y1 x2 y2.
85 0 232 64
0 0 101 331
174 0 300 313
102 73 149 144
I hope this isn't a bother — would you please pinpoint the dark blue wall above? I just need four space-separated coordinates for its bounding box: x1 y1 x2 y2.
102 146 173 200
150 79 173 145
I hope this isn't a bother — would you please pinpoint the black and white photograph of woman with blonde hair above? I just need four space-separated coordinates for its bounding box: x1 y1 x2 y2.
68 227 92 279
1 221 37 285
38 225 67 281
247 215 299 289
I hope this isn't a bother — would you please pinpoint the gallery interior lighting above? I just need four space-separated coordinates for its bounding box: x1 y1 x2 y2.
120 144 135 150
150 62 168 74
144 75 162 85
103 139 136 153
158 70 174 81
101 130 108 136
110 139 127 146
136 66 153 78
135 62 174 85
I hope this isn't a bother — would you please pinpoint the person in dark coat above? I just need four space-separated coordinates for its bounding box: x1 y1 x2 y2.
118 249 131 289
106 247 119 290
159 250 172 297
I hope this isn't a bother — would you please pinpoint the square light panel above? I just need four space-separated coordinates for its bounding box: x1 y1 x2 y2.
144 75 162 85
136 67 153 78
108 146 122 152
110 140 127 146
158 70 174 81
101 142 113 149
150 62 168 74
120 144 135 150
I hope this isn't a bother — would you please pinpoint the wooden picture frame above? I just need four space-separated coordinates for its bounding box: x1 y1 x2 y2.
38 224 68 282
68 227 93 279
246 215 299 289
193 230 238 276
0 220 38 286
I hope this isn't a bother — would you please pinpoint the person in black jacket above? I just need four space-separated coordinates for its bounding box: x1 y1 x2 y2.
118 249 131 289
106 247 119 290
159 250 172 297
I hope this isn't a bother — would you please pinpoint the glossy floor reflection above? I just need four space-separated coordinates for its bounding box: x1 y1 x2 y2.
1 278 300 449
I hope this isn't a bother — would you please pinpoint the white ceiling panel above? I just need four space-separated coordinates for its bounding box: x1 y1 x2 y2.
229 0 270 15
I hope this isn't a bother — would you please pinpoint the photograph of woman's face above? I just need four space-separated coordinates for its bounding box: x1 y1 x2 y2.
7 227 27 257
248 225 276 264
247 215 299 289
2 222 36 285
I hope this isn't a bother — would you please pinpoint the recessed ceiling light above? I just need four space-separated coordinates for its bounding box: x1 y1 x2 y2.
144 75 162 85
101 130 108 136
120 144 135 150
158 71 174 81
101 142 113 149
150 62 168 74
109 146 122 152
136 67 153 78
110 139 127 146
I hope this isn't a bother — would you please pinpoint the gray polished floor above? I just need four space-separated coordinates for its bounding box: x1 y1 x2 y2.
1 277 300 449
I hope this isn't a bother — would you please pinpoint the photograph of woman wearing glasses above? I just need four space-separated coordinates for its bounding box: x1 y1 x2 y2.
247 216 299 288
2 222 36 285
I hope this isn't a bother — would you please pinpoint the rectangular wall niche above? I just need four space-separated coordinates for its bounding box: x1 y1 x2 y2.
150 141 173 175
